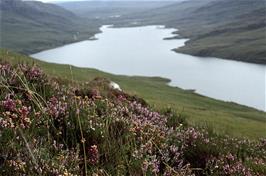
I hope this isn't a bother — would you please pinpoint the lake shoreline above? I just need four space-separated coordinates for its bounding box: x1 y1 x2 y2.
29 52 266 112
22 33 101 55
27 24 266 65
174 46 266 65
3 49 266 140
29 58 266 112
112 23 266 65
31 25 266 111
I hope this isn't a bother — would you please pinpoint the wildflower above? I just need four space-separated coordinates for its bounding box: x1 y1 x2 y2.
19 106 31 118
0 63 12 76
88 145 99 165
47 97 68 119
150 157 160 173
25 66 43 81
142 160 149 173
2 95 16 112
226 153 235 161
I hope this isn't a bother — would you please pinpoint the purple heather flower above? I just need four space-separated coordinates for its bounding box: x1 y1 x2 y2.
47 97 68 119
0 63 13 76
2 95 16 112
88 145 99 165
26 66 43 81
226 153 235 161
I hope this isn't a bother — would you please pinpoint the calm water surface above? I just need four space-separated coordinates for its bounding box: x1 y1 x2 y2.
31 26 266 111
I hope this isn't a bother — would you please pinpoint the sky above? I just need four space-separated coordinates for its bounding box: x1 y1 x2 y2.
37 0 88 2
37 0 184 2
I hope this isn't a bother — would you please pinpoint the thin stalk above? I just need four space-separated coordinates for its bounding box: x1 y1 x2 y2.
69 65 88 176
17 127 40 174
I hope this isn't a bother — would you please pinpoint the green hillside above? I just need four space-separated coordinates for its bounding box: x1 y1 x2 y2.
1 0 265 64
1 55 266 175
114 0 266 64
1 49 265 139
0 0 100 54
1 1 266 175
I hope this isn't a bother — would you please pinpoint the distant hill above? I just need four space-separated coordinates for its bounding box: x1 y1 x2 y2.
1 0 265 63
115 0 266 64
174 0 266 64
58 1 175 20
0 0 100 54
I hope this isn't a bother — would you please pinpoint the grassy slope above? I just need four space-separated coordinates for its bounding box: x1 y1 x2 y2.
174 0 266 64
0 0 100 54
2 0 265 63
113 0 266 64
0 0 172 55
1 49 265 139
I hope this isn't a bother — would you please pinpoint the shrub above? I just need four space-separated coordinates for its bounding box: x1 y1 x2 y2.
0 62 265 175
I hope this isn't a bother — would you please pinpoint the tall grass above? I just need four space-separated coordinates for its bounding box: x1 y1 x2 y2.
0 62 265 175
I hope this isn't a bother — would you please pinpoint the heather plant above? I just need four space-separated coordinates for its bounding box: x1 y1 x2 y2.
0 62 265 176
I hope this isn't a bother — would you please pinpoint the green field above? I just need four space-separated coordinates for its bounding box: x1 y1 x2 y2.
1 49 265 139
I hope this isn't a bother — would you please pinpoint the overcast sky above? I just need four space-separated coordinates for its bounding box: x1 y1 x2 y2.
38 0 89 2
37 0 184 3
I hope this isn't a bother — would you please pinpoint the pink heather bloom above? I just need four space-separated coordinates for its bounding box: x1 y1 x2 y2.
150 157 160 174
88 145 99 165
19 106 31 118
0 63 12 76
47 97 67 119
226 153 235 161
2 95 16 112
26 66 43 81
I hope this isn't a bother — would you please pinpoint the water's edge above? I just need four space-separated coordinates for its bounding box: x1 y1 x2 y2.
31 25 266 111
